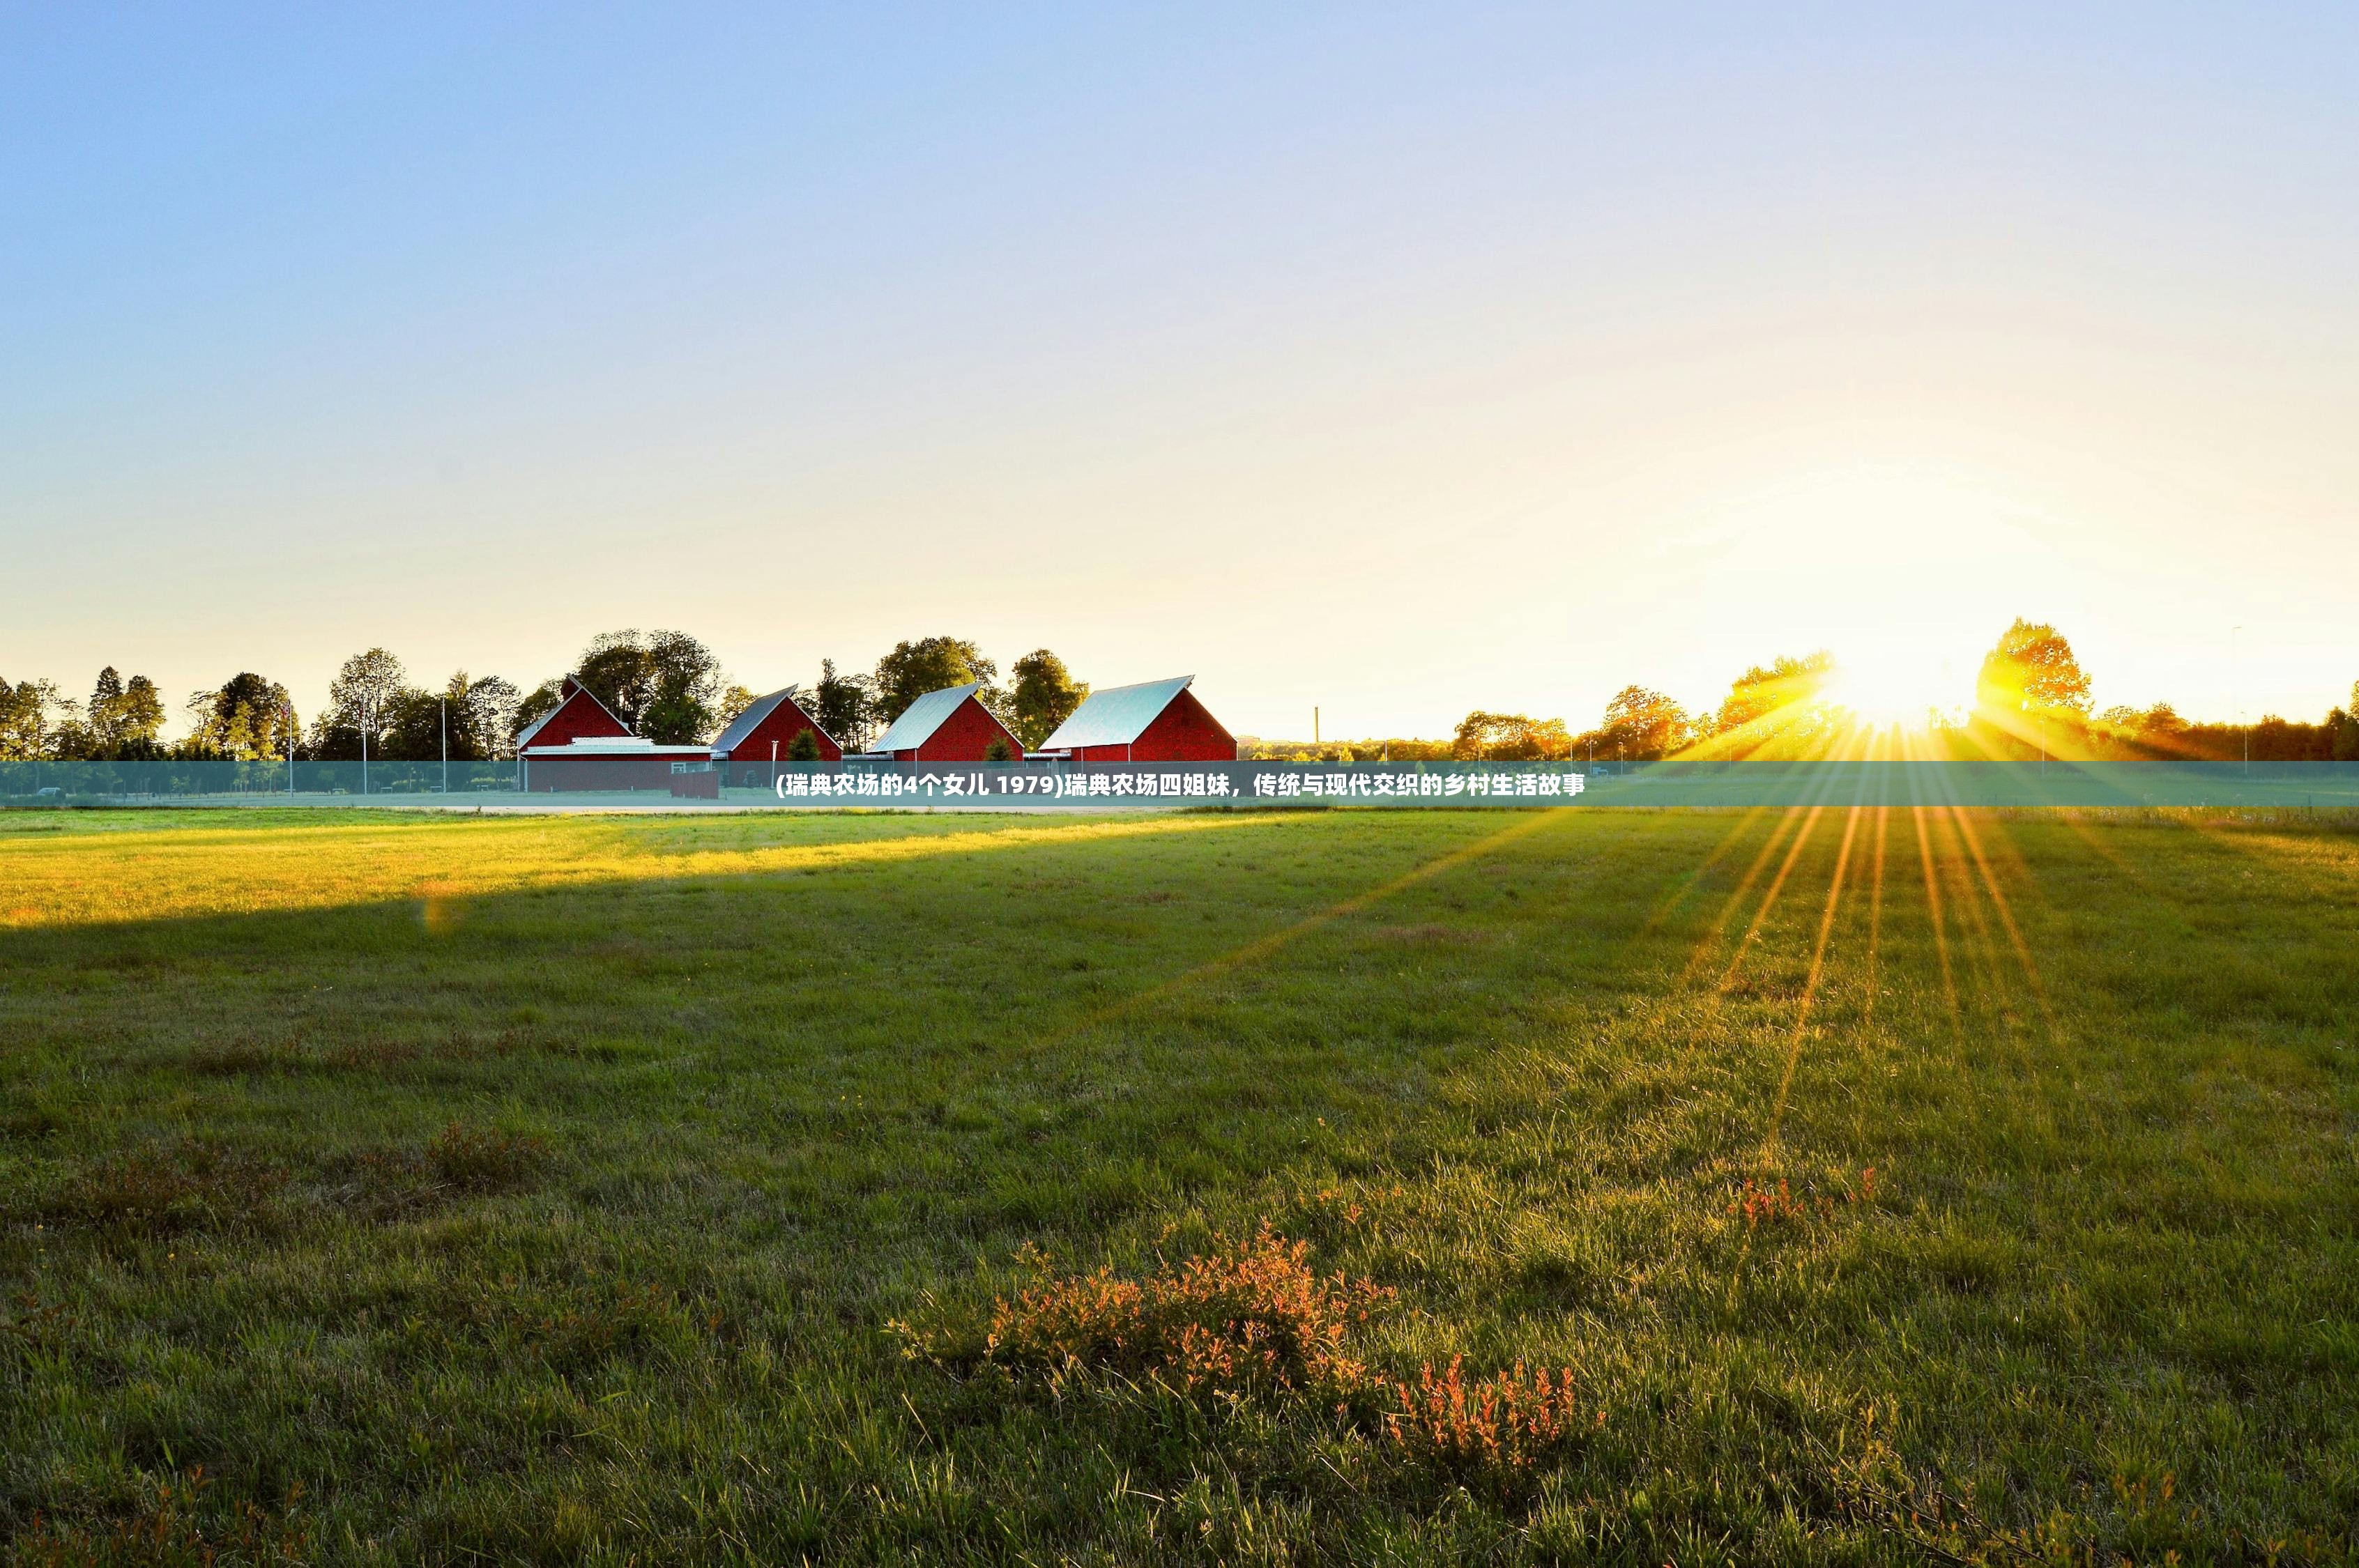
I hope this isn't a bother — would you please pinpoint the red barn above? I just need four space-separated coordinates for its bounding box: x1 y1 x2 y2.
710 687 843 785
514 675 629 751
1035 675 1236 762
864 682 1023 763
517 677 712 792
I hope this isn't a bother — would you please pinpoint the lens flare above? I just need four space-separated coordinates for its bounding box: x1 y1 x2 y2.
1826 656 1955 730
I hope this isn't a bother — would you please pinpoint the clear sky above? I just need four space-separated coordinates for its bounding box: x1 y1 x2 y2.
6 4 2356 739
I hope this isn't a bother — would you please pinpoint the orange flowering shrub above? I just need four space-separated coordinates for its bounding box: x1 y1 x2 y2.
977 1222 1391 1399
1384 1356 1595 1482
897 1224 1599 1486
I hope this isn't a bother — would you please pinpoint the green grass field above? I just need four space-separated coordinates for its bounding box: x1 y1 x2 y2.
2 806 2354 1565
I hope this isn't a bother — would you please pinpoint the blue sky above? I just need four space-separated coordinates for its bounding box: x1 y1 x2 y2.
6 4 2356 736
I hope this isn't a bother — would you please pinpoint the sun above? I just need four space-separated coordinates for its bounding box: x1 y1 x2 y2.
1825 654 1956 730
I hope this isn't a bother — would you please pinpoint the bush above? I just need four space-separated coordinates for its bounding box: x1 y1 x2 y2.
895 1225 1596 1496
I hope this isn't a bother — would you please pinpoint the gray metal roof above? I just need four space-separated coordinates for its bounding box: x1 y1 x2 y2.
710 687 818 758
1037 676 1193 751
869 682 982 753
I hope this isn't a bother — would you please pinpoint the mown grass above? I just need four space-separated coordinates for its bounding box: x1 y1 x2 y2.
1 804 2353 1565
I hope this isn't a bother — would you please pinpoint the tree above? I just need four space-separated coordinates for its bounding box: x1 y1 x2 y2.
2330 701 2359 762
2321 681 2359 762
716 685 757 731
1976 619 2091 718
377 689 447 761
786 726 823 762
1690 652 1842 758
513 679 565 745
326 650 409 748
873 637 996 726
61 668 169 760
1005 650 1086 750
0 678 68 760
811 660 875 751
354 670 524 762
86 668 123 751
983 735 1015 762
189 672 298 760
1713 652 1835 737
1590 686 1693 760
458 675 521 760
1451 711 1573 761
574 629 727 743
109 675 167 758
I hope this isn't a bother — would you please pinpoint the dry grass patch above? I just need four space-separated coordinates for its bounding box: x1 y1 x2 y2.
43 1142 287 1235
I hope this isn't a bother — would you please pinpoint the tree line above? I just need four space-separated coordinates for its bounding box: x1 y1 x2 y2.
0 633 1092 762
1249 620 2359 764
7 617 2353 764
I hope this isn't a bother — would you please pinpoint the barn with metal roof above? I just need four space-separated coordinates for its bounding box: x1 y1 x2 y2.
710 688 842 783
517 678 712 793
863 682 1023 763
514 675 630 752
1034 675 1236 762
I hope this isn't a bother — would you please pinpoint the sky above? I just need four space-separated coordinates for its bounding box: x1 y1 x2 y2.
5 3 2356 740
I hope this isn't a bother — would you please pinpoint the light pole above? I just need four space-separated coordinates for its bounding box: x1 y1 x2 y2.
360 694 370 797
2232 625 2247 774
441 696 449 794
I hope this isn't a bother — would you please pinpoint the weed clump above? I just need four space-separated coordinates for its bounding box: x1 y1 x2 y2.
419 1124 547 1192
490 1279 694 1374
1384 1356 1595 1487
896 1224 1595 1493
1730 1167 1877 1230
341 1123 549 1217
48 1142 287 1234
10 1467 307 1567
972 1223 1391 1399
1 1293 76 1363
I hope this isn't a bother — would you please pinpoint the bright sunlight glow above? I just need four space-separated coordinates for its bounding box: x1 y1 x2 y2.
1826 654 1959 730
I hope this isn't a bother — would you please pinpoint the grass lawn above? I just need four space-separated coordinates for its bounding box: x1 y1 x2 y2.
1 805 2354 1565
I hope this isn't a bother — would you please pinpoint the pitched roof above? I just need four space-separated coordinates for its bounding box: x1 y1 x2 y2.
526 735 708 755
513 675 629 750
710 687 831 758
869 682 983 753
1037 676 1194 751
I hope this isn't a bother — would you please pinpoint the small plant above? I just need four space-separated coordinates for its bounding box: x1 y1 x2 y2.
936 1223 1391 1401
896 1224 1598 1495
343 1123 548 1217
422 1123 548 1192
1731 1178 1808 1227
10 1467 309 1567
506 1279 688 1374
1729 1167 1877 1229
51 1142 287 1234
1384 1356 1596 1487
1 1293 76 1360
